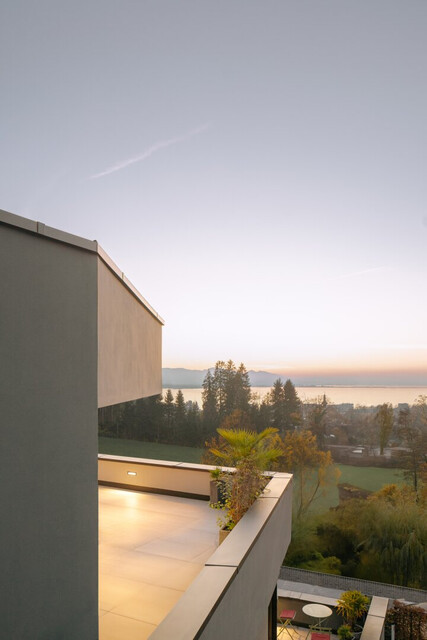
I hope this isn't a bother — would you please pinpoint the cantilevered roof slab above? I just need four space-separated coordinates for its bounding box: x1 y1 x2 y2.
0 209 164 409
97 248 163 408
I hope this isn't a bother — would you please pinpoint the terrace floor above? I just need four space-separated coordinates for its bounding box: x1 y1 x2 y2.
99 486 218 640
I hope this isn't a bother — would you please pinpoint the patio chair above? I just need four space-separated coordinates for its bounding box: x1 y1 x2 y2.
277 609 297 638
311 633 331 640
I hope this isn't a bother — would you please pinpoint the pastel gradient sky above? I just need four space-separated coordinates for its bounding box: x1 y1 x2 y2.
2 1 427 383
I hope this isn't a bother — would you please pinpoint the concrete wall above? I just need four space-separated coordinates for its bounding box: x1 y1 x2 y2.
97 257 162 407
148 474 293 640
360 597 389 640
98 454 220 498
280 566 427 604
0 220 99 639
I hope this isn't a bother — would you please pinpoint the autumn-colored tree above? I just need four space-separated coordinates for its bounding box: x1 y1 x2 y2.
282 429 340 519
374 402 393 455
220 409 254 431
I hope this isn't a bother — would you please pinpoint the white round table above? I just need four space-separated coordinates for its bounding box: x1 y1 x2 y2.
302 603 333 630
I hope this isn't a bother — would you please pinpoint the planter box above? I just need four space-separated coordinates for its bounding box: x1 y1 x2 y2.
218 527 231 545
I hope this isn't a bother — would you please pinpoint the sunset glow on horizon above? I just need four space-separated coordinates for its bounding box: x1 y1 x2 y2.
2 1 426 385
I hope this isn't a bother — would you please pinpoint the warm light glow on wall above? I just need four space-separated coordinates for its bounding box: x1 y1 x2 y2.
127 471 137 476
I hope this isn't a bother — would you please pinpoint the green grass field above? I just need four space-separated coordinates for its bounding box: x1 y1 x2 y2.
98 437 405 513
307 464 405 514
98 436 205 464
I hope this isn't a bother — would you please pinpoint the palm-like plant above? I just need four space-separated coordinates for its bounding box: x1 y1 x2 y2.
336 590 369 630
210 427 283 469
209 427 283 529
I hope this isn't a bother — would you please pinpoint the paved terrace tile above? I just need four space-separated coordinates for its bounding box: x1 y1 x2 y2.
99 486 219 640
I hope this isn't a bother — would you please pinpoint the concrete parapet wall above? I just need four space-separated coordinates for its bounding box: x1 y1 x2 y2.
148 473 293 640
280 567 427 604
360 597 389 640
98 454 218 498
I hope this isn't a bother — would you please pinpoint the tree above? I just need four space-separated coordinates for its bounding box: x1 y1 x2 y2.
283 379 302 430
307 395 329 449
397 396 427 497
220 409 254 431
212 360 228 421
223 360 238 415
202 370 218 435
202 360 252 431
234 363 252 413
270 379 286 433
141 393 164 443
174 390 186 441
209 428 282 530
360 488 427 588
282 429 340 519
163 389 175 439
374 403 394 455
184 401 202 446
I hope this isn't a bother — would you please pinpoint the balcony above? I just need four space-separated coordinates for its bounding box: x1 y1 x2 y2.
98 455 293 639
99 486 219 639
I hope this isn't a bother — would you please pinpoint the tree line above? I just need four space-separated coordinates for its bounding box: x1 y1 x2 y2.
98 359 427 588
98 360 304 446
99 359 426 493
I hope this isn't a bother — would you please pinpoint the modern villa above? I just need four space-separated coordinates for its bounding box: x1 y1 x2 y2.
1 209 292 639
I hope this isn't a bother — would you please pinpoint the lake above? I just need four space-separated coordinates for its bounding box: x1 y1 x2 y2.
163 386 427 407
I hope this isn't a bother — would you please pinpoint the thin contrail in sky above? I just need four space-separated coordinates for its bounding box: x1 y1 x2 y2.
330 266 390 281
89 123 210 180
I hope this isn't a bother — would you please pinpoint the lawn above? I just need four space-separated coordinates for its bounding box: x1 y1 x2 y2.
304 464 405 515
337 464 405 492
98 436 205 464
98 437 405 513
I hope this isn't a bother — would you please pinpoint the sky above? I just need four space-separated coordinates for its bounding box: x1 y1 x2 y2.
1 1 427 384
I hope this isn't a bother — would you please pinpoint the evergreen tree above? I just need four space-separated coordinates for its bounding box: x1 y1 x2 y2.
270 378 286 433
140 394 164 443
283 379 302 431
257 393 273 431
202 370 219 435
185 401 202 446
174 390 186 442
235 363 252 413
213 360 228 421
164 389 175 441
223 360 238 415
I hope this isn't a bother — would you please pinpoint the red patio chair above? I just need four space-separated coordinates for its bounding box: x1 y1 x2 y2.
311 632 331 640
277 609 297 638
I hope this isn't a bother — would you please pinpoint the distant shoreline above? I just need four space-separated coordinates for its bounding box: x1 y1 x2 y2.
162 384 427 389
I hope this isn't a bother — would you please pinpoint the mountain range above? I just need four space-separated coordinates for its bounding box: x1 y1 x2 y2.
162 368 281 388
162 367 427 388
